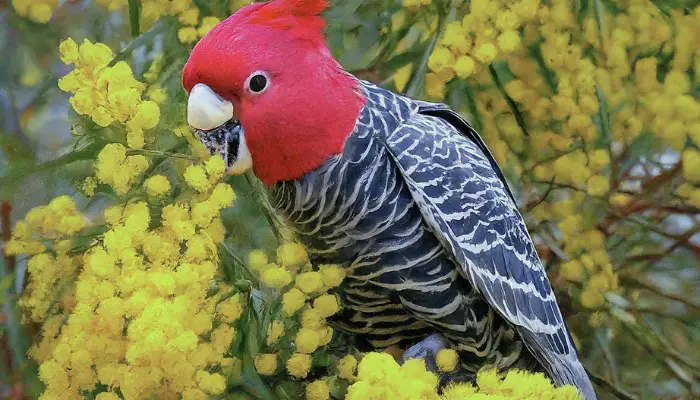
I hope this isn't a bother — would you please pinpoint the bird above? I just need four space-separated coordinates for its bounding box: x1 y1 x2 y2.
181 0 597 398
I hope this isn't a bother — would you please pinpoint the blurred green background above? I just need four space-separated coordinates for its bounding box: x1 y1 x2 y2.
1 0 699 399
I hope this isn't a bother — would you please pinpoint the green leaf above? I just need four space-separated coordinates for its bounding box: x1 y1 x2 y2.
0 274 13 304
405 29 440 98
406 1 458 98
380 43 429 76
0 254 27 371
241 353 280 400
0 144 99 190
488 64 529 137
462 82 483 132
128 0 142 39
109 20 169 67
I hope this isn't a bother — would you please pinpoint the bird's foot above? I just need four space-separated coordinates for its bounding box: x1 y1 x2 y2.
401 333 476 391
401 333 449 373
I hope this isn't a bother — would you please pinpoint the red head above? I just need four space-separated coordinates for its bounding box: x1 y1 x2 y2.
182 0 366 185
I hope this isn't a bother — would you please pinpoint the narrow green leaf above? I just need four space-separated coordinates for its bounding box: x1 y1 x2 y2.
241 353 280 400
0 144 98 189
109 20 168 67
0 254 26 370
405 28 440 99
406 1 460 98
463 82 483 132
488 64 530 137
381 43 428 76
128 0 141 38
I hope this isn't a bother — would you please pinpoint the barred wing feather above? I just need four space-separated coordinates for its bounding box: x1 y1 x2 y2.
377 102 597 399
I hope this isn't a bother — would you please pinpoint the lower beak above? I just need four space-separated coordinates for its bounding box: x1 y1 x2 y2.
193 119 252 174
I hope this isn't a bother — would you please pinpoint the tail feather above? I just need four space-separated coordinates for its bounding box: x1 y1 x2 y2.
520 330 598 400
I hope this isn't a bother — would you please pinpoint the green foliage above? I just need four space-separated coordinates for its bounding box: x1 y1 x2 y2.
0 1 699 399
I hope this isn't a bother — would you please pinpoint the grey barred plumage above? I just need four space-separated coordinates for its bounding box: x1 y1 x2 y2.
268 80 596 399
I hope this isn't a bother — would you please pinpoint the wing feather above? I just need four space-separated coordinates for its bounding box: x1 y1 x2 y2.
376 102 597 399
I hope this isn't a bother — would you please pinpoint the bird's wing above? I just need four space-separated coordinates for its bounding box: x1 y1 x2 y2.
375 101 595 398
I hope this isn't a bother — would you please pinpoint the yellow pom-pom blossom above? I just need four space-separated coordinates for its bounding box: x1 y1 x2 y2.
338 355 358 380
282 288 307 315
9 79 242 398
184 165 212 193
216 293 244 321
81 176 98 197
277 242 310 267
313 294 341 318
295 328 321 354
178 6 200 26
196 370 227 395
198 16 221 38
254 353 278 376
261 265 293 289
580 286 606 309
145 175 171 197
287 353 312 378
18 192 242 398
306 380 330 400
94 143 149 195
319 264 345 288
346 352 582 400
4 196 89 322
58 39 160 149
559 260 584 283
301 308 324 330
440 384 477 400
12 0 60 23
248 249 269 271
296 271 324 294
178 27 199 44
436 349 459 373
586 175 610 197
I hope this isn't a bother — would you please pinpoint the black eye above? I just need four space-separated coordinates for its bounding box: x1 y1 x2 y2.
249 74 268 93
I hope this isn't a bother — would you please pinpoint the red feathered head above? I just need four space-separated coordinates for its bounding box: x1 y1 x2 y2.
182 0 366 185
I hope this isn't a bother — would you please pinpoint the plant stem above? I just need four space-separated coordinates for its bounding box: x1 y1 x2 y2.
128 148 199 160
108 20 169 67
406 0 457 98
128 0 142 39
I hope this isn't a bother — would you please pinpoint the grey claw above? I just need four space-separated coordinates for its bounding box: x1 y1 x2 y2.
401 333 449 373
401 333 476 390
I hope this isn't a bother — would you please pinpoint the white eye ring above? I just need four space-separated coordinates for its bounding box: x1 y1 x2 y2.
244 70 271 94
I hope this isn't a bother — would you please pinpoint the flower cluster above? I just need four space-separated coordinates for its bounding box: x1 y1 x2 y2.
420 0 700 321
58 38 161 149
94 143 149 196
249 243 346 399
4 196 87 322
11 164 238 399
426 0 540 98
95 0 194 28
345 352 581 400
176 6 221 45
11 0 60 23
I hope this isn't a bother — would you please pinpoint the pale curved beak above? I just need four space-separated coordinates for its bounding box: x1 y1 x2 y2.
187 83 234 131
187 83 252 175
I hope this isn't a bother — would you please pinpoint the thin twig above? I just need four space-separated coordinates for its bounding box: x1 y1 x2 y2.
127 149 199 161
108 20 169 67
595 331 621 386
406 0 456 97
587 370 638 400
621 276 699 311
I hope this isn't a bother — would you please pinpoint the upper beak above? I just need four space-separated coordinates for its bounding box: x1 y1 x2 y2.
187 83 234 131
